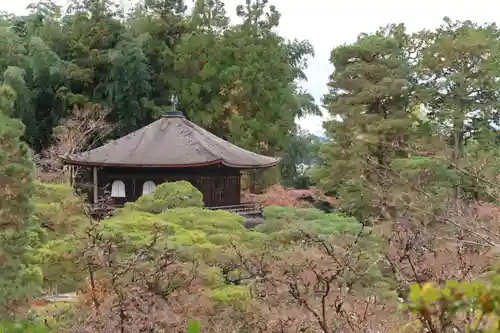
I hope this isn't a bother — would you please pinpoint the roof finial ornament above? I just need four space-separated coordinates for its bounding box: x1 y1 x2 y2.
164 95 184 118
171 94 178 110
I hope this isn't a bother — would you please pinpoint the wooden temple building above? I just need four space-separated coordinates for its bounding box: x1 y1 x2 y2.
61 110 280 211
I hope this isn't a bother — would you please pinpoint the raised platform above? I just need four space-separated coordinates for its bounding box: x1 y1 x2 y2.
91 202 264 218
205 202 263 217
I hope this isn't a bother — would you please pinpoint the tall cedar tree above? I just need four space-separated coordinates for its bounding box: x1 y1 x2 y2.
175 0 317 154
173 0 318 188
315 25 416 223
0 84 42 317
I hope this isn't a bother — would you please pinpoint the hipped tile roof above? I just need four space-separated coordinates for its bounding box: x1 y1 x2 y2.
61 112 280 169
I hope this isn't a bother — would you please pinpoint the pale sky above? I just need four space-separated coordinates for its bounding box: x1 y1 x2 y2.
3 0 500 135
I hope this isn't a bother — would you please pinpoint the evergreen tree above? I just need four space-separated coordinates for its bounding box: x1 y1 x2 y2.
129 0 187 109
417 17 500 199
0 84 42 317
280 129 322 188
106 36 152 137
314 25 417 223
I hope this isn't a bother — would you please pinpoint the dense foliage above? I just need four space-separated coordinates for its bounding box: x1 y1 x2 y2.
314 19 500 222
309 17 500 332
20 181 381 332
0 0 320 185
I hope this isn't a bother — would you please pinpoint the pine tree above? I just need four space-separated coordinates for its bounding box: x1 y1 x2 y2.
314 25 417 223
417 17 500 200
0 84 42 317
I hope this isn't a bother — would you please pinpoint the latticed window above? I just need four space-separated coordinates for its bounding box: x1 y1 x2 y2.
216 187 224 202
111 180 126 198
215 178 225 202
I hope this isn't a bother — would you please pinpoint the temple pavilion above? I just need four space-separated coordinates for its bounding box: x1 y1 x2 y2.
61 110 280 209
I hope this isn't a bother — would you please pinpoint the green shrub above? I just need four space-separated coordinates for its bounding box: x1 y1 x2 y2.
187 319 201 333
36 235 86 293
33 182 74 204
24 301 77 333
263 205 326 221
33 182 87 239
0 320 51 333
32 182 89 292
258 205 364 238
102 207 247 261
208 285 251 307
401 277 500 332
130 181 204 213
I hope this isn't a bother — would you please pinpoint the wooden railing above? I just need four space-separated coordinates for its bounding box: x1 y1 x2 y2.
93 201 264 217
205 202 263 216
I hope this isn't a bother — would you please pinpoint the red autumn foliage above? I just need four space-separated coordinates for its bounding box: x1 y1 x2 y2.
377 199 500 300
29 299 51 308
242 184 337 208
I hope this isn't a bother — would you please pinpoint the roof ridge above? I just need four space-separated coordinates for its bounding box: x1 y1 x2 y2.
126 122 158 159
76 119 159 155
190 121 269 156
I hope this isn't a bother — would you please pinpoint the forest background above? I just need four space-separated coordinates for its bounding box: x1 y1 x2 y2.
1 0 327 188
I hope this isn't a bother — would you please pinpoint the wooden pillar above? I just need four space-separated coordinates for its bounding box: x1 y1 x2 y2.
132 178 136 201
93 166 98 204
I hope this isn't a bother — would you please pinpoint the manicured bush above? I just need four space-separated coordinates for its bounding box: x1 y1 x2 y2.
257 205 364 238
102 207 247 261
130 181 204 213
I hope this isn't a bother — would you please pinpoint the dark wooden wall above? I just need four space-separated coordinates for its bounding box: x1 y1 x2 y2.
73 167 95 203
75 165 242 207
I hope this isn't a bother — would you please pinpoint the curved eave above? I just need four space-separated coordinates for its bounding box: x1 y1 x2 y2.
60 156 281 169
